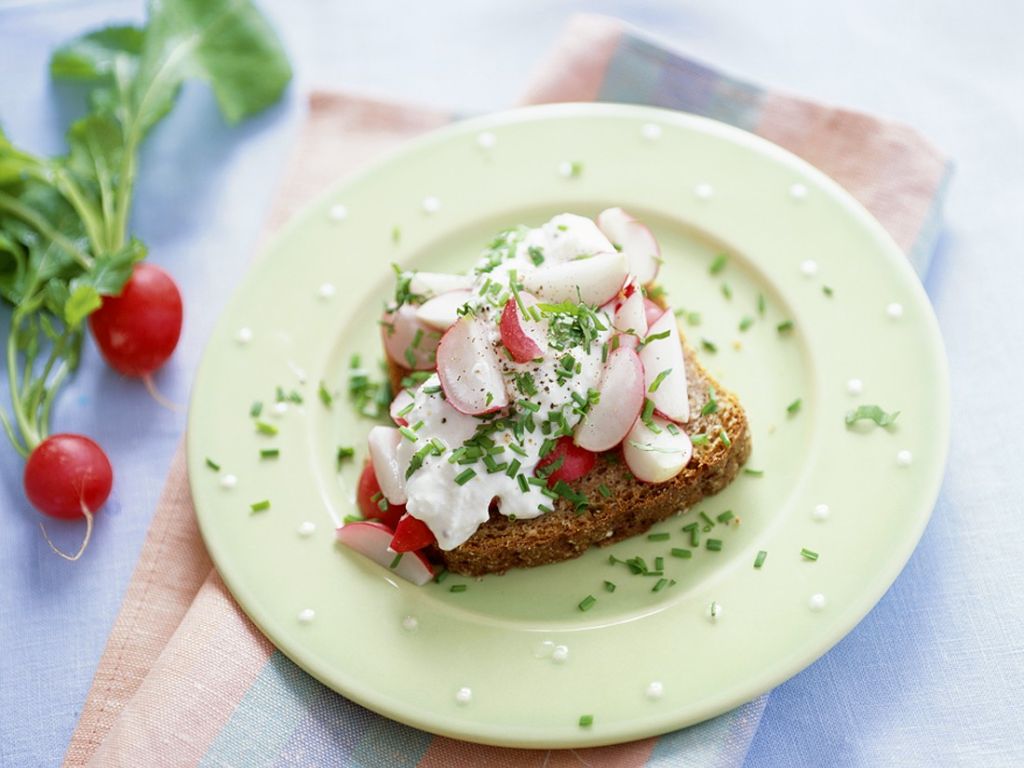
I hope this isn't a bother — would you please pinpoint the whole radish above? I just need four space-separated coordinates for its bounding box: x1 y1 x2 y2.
89 263 183 377
23 433 113 560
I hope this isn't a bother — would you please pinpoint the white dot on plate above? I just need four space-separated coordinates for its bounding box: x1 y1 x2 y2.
641 123 662 141
421 196 441 214
645 681 664 700
236 327 252 345
328 204 348 222
896 450 913 467
886 302 904 319
846 378 864 396
557 160 579 178
298 608 316 624
694 183 714 200
402 615 419 632
533 640 555 659
808 593 827 612
476 131 496 149
789 183 808 200
272 401 289 417
455 687 472 705
552 645 569 664
297 521 316 537
813 503 830 521
219 474 238 489
318 283 336 300
707 601 723 622
800 259 819 277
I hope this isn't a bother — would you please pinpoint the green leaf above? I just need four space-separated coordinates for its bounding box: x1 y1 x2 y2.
0 129 46 186
50 25 144 83
845 405 900 428
76 237 146 296
64 283 102 328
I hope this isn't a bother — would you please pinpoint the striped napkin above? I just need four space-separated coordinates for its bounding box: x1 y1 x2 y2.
63 14 950 767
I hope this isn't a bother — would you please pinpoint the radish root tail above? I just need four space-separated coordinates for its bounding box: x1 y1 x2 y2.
39 502 93 562
143 374 184 412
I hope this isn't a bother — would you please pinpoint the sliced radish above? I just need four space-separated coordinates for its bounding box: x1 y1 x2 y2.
622 416 693 483
390 514 436 552
542 214 616 263
522 250 628 306
416 289 472 331
643 298 664 327
356 461 405 529
336 521 435 586
381 304 439 370
613 284 648 339
596 208 661 284
639 310 689 423
499 294 547 362
574 347 645 452
367 426 407 505
389 389 415 426
409 271 474 297
436 316 508 415
536 436 597 487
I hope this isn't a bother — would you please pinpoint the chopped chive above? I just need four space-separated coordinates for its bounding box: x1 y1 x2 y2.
686 311 701 326
422 384 442 395
604 580 617 593
597 484 612 499
717 510 735 524
517 474 529 492
454 468 477 485
508 443 528 457
578 714 594 727
777 320 795 334
434 568 449 584
647 532 671 541
743 468 764 477
845 404 900 428
801 548 819 561
652 578 669 592
721 282 733 300
449 584 468 593
757 293 766 315
786 398 802 415
823 285 834 297
641 397 657 426
399 426 419 442
665 422 680 436
654 556 664 571
739 315 754 332
719 428 732 447
754 550 768 568
260 448 280 459
699 511 716 529
691 433 709 445
506 458 522 478
701 338 718 354
389 553 404 569
255 421 278 436
706 539 723 552
205 458 221 471
250 500 271 512
578 595 597 612
709 253 728 275
517 399 540 413
318 381 333 407
644 330 671 345
342 514 364 524
391 225 401 244
275 386 286 403
538 504 555 514
648 368 672 393
404 347 416 367
250 401 263 418
671 548 692 559
682 522 700 547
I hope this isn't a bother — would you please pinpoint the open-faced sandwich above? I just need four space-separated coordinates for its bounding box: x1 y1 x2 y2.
338 210 750 584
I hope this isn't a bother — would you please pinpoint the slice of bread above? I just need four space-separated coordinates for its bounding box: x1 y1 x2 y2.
384 333 751 577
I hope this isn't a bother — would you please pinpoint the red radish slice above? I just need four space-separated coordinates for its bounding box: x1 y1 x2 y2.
574 347 645 452
389 389 415 426
409 271 474 297
522 251 628 306
390 514 436 552
381 304 439 370
595 208 661 284
622 415 693 483
356 460 405 529
536 436 596 487
643 298 664 327
436 316 508 415
499 294 546 362
367 426 407 505
415 289 472 331
336 521 435 585
639 310 690 423
613 284 648 339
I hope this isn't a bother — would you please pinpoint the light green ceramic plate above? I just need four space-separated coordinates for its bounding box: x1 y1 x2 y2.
188 103 948 748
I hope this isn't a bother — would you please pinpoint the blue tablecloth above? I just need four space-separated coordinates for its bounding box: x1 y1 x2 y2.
2 1 1022 766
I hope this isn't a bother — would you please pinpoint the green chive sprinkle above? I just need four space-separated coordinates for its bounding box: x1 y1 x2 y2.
517 474 529 493
654 556 664 571
706 539 723 552
250 500 271 512
398 426 419 442
647 532 670 541
739 315 754 332
598 484 612 499
691 433 710 445
709 253 728 275
719 428 732 447
699 511 716 530
823 285 834 297
389 553 404 569
391 225 401 244
205 458 221 471
671 548 692 559
687 311 701 326
757 293 766 315
604 580 616 592
449 584 467 593
318 381 333 407
342 514 364 524
701 338 718 354
717 510 735 524
454 468 477 485
434 568 449 584
250 401 263 418
649 368 672 393
336 446 355 465
578 714 594 727
801 548 819 561
754 550 768 569
787 398 802 415
644 330 671 345
260 448 280 459
777 320 795 334
652 578 669 593
506 458 522 478
255 421 278 436
721 282 733 300
700 387 718 416
743 468 764 477
578 595 597 612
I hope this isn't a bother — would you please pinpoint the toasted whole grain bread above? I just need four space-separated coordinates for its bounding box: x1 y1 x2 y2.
385 334 751 577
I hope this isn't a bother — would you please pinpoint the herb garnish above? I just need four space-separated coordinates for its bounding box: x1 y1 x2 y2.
845 404 900 428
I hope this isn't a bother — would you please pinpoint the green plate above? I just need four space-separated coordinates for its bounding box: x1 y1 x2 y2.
188 103 949 748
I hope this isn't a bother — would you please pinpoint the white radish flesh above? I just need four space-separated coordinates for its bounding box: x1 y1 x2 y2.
639 310 689 423
336 521 435 585
522 250 628 306
409 271 474 297
415 289 472 331
381 304 439 370
436 316 508 415
574 347 645 451
389 389 415 426
368 426 407 505
622 416 693 483
596 207 661 284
